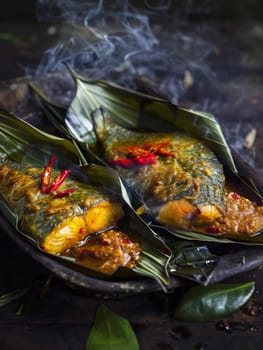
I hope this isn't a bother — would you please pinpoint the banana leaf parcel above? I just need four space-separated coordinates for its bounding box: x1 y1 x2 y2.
27 71 263 287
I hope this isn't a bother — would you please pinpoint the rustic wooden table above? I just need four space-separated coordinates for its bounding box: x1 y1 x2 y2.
1 16 263 350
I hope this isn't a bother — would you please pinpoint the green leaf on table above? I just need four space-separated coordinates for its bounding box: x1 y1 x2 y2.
174 281 255 322
86 304 139 350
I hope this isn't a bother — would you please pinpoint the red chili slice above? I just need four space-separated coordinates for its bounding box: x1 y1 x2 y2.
231 192 240 199
49 169 71 193
133 154 157 165
206 226 221 234
54 187 77 198
108 158 134 168
144 141 174 157
41 155 57 194
108 154 156 168
126 146 153 157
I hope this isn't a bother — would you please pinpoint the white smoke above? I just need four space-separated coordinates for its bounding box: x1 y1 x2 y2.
34 0 215 97
33 0 262 171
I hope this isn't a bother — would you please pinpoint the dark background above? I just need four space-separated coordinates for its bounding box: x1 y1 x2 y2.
1 0 263 82
1 0 263 21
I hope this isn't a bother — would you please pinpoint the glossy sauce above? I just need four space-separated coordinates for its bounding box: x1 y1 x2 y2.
203 189 263 235
63 229 141 275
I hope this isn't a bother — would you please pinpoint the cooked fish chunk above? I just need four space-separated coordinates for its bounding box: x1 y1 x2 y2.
0 163 124 254
92 109 225 230
91 109 263 236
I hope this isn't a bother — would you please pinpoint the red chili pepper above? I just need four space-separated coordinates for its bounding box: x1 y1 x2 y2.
53 187 77 198
108 158 134 168
49 169 71 193
79 227 86 235
161 247 170 255
108 154 156 168
108 142 173 169
144 141 174 157
41 155 57 194
157 148 174 157
206 226 221 234
126 146 153 157
134 154 157 165
121 237 132 244
231 192 240 199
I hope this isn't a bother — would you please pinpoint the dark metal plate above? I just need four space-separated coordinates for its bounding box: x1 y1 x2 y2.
1 76 263 297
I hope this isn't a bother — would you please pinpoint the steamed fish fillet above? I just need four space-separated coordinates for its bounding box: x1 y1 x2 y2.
0 163 124 254
92 109 225 230
92 109 263 236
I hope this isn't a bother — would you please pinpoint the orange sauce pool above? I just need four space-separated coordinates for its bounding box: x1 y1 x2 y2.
203 189 263 236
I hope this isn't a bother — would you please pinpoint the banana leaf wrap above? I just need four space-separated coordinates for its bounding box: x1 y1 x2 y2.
0 110 175 292
27 72 263 288
28 70 263 246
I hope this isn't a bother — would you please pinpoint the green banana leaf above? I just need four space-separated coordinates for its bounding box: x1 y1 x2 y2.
28 70 236 171
86 304 139 350
0 109 174 291
174 281 255 321
2 109 242 288
28 70 263 246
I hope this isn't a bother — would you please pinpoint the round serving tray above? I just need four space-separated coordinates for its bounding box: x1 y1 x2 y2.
1 75 263 297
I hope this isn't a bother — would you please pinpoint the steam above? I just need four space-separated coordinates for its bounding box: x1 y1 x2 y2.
33 0 262 171
35 0 216 101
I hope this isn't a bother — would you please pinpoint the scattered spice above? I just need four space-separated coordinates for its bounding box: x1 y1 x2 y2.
246 301 263 316
216 319 258 333
243 128 256 149
216 320 232 333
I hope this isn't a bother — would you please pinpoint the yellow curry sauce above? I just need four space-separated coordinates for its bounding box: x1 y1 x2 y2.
206 189 263 235
63 229 141 275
